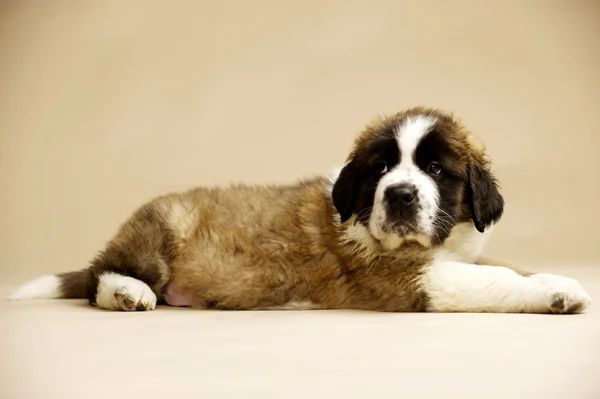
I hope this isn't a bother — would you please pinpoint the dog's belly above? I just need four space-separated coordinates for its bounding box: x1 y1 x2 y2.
163 283 191 307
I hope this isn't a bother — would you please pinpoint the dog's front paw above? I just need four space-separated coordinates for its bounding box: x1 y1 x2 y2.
530 273 592 314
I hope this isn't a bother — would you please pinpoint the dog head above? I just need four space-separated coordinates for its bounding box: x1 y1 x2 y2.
331 107 504 249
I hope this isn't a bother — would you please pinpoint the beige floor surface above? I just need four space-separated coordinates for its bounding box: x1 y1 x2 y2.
2 265 599 399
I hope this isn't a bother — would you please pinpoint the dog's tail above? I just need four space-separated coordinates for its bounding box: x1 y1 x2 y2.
7 269 91 301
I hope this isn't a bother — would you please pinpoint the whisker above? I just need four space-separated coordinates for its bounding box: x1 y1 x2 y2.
436 208 457 223
355 206 373 220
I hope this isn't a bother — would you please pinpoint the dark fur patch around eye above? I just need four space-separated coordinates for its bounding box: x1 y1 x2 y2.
414 129 467 243
332 132 401 225
365 137 401 170
414 130 464 179
353 137 400 224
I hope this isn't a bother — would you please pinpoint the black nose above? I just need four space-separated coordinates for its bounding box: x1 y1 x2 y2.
387 184 417 205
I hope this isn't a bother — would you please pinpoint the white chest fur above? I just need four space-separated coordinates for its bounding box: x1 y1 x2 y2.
434 222 493 263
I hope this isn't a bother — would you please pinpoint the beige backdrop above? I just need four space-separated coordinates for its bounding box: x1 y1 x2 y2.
1 1 599 278
2 1 600 399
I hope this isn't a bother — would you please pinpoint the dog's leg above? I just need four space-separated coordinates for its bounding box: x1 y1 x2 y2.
88 203 177 311
420 261 592 314
474 256 534 277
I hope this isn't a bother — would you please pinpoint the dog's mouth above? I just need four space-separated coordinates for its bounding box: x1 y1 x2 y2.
385 221 421 238
375 221 432 250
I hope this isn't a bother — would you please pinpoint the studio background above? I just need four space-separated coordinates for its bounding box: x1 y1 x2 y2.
1 1 599 280
1 2 599 398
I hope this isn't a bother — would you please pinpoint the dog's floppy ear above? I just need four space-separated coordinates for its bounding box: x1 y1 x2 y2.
332 161 359 223
467 156 504 233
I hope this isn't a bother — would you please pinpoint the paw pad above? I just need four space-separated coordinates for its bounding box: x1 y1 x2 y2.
113 286 156 311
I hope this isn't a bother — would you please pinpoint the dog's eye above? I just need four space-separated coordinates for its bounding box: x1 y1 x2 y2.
427 162 443 176
373 161 388 175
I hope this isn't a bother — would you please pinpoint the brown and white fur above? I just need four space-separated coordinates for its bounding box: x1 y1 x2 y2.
8 107 592 314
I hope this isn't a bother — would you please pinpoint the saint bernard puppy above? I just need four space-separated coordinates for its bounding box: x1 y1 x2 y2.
8 107 592 314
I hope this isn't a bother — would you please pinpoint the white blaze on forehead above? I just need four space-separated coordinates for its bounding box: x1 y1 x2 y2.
396 116 436 164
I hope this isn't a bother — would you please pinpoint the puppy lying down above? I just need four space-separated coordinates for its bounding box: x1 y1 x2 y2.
8 107 592 314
